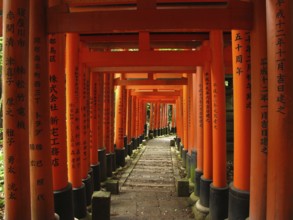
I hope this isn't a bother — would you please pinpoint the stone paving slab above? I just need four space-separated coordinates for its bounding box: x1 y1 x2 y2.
110 136 194 219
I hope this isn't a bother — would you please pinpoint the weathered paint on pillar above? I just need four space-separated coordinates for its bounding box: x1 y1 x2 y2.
3 1 31 219
49 34 68 191
66 33 82 188
90 73 98 165
266 1 293 219
103 73 111 153
232 30 251 191
115 77 124 149
211 31 227 188
250 0 268 218
29 1 55 218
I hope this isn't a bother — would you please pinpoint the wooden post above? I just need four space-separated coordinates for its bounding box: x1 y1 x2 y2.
249 0 267 219
198 61 213 209
66 33 86 218
103 73 113 177
49 33 74 219
115 75 126 167
29 1 54 218
210 31 228 219
182 83 188 167
109 73 116 171
229 29 251 219
266 1 293 219
90 72 101 191
3 1 31 219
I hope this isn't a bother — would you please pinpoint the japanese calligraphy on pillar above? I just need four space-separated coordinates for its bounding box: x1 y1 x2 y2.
213 82 218 129
103 73 111 152
274 0 287 115
49 35 60 168
4 6 28 199
204 71 211 123
198 77 203 128
260 58 268 153
233 31 251 109
90 74 97 153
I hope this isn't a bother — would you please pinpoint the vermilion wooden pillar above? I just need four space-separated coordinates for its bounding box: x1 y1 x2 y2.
109 73 116 171
210 31 228 219
266 1 293 219
79 63 92 207
66 33 87 218
176 97 183 149
249 0 267 219
229 30 251 219
171 104 176 133
131 95 137 148
103 73 113 177
49 33 74 219
154 102 158 137
121 74 127 150
198 62 213 209
197 61 211 199
3 1 31 219
186 74 194 179
126 89 133 155
89 72 101 191
97 73 107 182
115 75 126 167
149 103 154 137
29 1 54 219
182 84 188 167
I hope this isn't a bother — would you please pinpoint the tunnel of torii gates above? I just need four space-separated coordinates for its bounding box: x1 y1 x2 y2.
1 0 293 220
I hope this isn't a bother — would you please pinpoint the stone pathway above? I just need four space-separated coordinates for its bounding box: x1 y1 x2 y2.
110 136 194 219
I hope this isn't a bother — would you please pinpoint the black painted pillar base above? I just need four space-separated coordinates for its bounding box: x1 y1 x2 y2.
199 176 212 208
115 148 126 167
131 138 136 150
91 163 101 191
153 129 156 137
186 152 191 178
182 148 188 168
136 137 140 147
54 183 74 220
228 183 250 220
106 153 113 178
149 130 153 139
176 138 181 151
111 152 116 172
124 144 128 157
127 143 133 156
195 169 203 197
209 184 229 220
82 174 93 206
98 148 107 182
158 128 161 136
124 136 128 148
73 183 87 219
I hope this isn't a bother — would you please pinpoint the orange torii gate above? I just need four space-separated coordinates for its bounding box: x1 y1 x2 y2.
3 1 293 219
